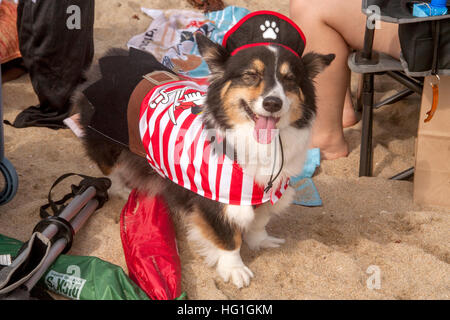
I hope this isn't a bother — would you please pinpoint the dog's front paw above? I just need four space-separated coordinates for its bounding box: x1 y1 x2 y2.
216 251 254 288
244 229 285 251
217 263 254 289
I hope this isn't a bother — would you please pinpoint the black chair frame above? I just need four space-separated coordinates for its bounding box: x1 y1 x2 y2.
352 5 448 180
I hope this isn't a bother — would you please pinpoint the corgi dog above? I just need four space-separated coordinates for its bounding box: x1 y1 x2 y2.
74 11 334 288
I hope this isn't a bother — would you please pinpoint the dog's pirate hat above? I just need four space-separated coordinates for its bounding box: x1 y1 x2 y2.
222 10 306 57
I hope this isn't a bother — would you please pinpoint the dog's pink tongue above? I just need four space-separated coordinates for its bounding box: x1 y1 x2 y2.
254 116 277 144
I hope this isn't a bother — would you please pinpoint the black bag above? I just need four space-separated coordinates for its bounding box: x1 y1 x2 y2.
11 0 95 129
399 18 450 75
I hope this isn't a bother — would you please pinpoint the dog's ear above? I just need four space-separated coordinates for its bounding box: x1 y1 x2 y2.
195 32 230 77
302 52 335 80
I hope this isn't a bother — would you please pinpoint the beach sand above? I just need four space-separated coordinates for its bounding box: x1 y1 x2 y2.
1 0 449 300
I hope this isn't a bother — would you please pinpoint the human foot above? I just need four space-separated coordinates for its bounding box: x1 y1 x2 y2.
311 134 349 160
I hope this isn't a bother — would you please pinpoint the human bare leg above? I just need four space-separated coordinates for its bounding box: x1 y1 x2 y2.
290 0 401 159
343 89 358 128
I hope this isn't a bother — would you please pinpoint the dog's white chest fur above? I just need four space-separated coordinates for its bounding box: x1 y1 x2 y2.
225 123 312 188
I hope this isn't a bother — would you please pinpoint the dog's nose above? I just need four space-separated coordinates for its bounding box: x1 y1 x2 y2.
263 96 283 113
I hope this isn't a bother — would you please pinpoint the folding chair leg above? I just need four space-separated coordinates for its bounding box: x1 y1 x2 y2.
374 89 415 109
386 71 423 94
390 167 414 181
356 74 364 112
359 73 374 177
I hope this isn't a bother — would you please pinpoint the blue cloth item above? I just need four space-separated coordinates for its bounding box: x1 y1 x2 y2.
431 0 448 8
413 3 448 17
292 178 323 207
290 148 323 207
290 148 321 184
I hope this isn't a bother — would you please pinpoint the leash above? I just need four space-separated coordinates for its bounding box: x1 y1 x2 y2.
265 135 285 193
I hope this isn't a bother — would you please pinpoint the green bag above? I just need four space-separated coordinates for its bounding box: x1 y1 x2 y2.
0 234 149 300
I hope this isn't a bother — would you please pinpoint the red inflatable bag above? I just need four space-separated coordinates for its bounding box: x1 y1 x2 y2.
120 189 181 300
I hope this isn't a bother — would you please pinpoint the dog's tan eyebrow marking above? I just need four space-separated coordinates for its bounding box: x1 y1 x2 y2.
252 59 265 74
279 62 291 76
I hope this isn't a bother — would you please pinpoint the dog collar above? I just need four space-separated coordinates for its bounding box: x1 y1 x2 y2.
222 10 307 57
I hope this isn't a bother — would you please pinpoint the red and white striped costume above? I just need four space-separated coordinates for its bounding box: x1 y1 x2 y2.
138 78 290 206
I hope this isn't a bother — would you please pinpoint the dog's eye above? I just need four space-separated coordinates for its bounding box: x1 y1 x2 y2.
284 74 297 82
242 72 260 84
